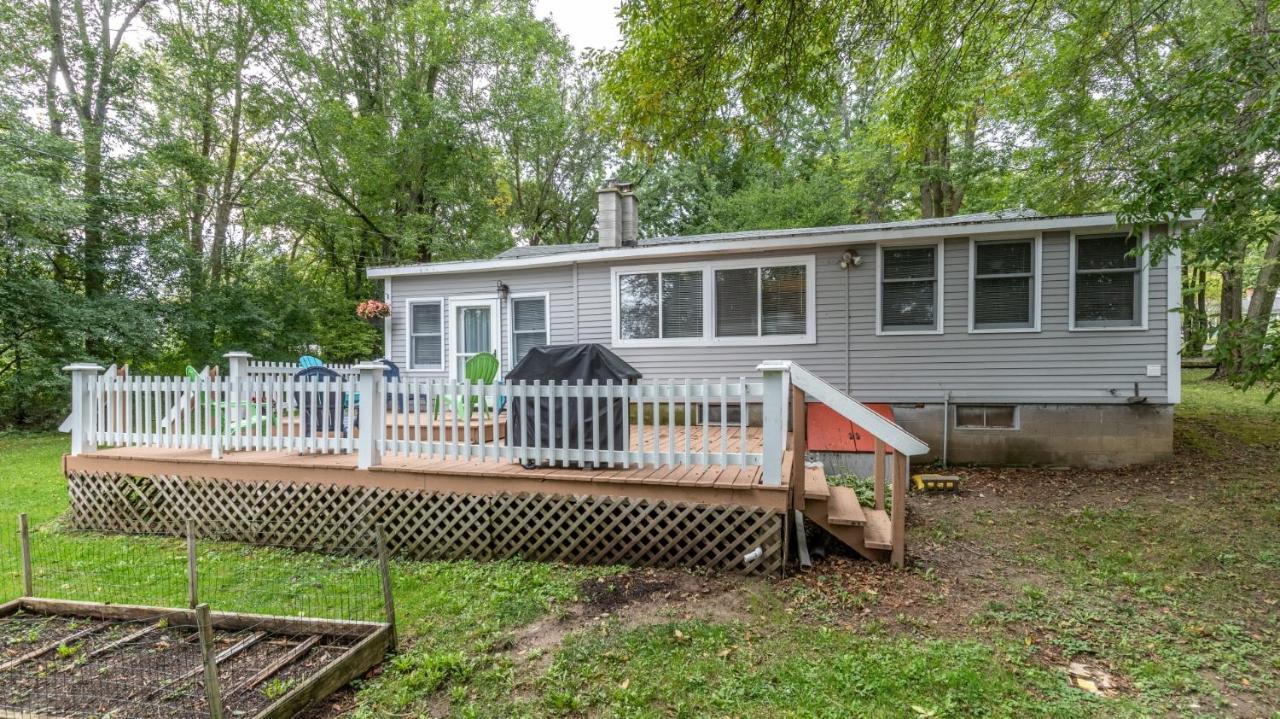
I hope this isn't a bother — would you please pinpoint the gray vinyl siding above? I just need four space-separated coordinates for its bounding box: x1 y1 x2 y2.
384 228 1173 404
386 266 577 376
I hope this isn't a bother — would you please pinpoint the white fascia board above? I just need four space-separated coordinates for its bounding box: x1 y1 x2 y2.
369 212 1205 279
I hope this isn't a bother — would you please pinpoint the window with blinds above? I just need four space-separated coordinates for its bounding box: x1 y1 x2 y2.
715 264 808 338
614 258 812 344
510 296 548 365
972 240 1035 330
1074 234 1143 327
880 245 939 331
409 300 443 369
618 270 703 340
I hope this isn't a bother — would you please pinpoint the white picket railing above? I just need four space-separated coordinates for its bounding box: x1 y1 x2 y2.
244 359 361 380
63 359 769 476
63 353 930 499
79 371 361 456
378 377 764 470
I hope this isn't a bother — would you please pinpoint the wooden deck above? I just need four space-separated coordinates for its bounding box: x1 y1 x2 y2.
65 424 790 511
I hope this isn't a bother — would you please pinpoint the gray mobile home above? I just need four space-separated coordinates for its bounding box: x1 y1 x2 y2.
369 182 1191 468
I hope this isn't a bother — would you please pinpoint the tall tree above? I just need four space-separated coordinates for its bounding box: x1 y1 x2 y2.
45 0 153 300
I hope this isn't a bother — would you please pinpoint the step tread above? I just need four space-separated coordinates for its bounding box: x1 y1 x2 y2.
826 486 867 526
803 464 829 500
864 509 892 550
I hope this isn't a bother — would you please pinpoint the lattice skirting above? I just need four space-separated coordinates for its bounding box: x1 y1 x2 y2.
66 472 785 576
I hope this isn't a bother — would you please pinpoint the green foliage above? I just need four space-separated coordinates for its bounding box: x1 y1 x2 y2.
0 0 607 428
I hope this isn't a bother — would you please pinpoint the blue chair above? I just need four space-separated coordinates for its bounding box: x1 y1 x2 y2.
299 355 324 369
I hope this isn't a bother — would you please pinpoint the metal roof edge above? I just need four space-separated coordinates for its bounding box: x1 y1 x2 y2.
367 211 1200 278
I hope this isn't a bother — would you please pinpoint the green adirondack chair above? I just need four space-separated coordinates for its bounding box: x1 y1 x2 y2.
185 364 272 433
438 352 500 417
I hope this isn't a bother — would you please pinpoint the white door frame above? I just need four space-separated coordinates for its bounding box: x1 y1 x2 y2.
449 296 501 380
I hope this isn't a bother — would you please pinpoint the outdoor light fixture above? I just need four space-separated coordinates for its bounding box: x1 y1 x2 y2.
839 249 863 269
496 281 510 300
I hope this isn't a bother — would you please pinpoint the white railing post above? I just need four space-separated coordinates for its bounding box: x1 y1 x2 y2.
756 360 791 486
222 351 252 454
356 363 386 469
63 363 104 456
223 351 252 380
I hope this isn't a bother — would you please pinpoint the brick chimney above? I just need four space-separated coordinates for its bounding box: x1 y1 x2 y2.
597 178 638 248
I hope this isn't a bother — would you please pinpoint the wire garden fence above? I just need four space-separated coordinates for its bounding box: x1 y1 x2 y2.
0 514 395 719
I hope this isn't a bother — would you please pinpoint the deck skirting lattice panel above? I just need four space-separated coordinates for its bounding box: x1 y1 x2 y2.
66 472 784 575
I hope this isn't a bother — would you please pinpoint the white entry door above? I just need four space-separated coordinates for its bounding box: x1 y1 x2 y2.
450 298 500 379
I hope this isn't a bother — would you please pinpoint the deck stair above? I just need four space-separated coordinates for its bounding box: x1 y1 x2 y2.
785 363 928 567
795 461 890 562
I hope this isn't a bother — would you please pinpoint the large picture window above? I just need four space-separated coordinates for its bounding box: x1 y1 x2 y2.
613 257 813 346
1073 233 1144 328
407 300 443 369
971 239 1037 331
880 244 941 332
510 295 549 365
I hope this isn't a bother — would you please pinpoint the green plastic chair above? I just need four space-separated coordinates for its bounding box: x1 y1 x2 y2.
439 352 500 417
185 364 272 433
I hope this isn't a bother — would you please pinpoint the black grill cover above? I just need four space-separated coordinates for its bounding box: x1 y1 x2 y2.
506 344 642 462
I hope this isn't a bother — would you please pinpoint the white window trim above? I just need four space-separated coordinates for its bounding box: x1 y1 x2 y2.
609 255 817 348
1068 228 1149 332
404 297 445 372
968 234 1042 334
447 295 502 380
876 240 945 336
382 277 393 358
954 404 1021 431
508 291 551 370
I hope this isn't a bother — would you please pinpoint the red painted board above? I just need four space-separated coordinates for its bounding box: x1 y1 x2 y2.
805 402 895 453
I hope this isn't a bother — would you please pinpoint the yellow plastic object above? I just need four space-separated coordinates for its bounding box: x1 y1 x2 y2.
912 473 961 491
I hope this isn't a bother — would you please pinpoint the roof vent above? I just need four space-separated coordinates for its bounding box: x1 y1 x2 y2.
597 178 637 248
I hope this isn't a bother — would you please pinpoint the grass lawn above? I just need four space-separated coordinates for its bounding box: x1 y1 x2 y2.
1 370 1277 718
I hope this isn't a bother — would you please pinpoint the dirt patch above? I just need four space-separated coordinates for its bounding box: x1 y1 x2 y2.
506 569 759 667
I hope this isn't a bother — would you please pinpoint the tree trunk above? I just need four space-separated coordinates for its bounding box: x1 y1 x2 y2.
209 41 245 287
81 125 106 299
1213 263 1245 378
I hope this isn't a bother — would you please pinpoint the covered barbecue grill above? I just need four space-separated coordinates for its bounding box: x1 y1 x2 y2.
505 344 642 468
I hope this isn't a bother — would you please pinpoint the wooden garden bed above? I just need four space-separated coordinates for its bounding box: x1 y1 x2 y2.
0 597 390 719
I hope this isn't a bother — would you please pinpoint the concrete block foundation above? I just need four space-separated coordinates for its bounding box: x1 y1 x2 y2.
815 402 1174 470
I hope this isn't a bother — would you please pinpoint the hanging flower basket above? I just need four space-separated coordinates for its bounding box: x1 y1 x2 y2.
356 299 391 321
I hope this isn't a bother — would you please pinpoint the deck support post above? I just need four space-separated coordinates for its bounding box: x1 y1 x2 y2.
756 361 791 487
356 364 386 469
63 363 103 456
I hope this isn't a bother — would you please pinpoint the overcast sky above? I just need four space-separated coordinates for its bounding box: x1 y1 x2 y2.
534 0 623 54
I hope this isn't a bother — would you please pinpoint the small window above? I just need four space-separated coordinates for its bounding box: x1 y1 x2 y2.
409 301 443 369
1074 233 1143 327
881 245 940 332
972 239 1036 330
511 296 549 365
714 264 808 338
618 270 703 340
955 405 1017 429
